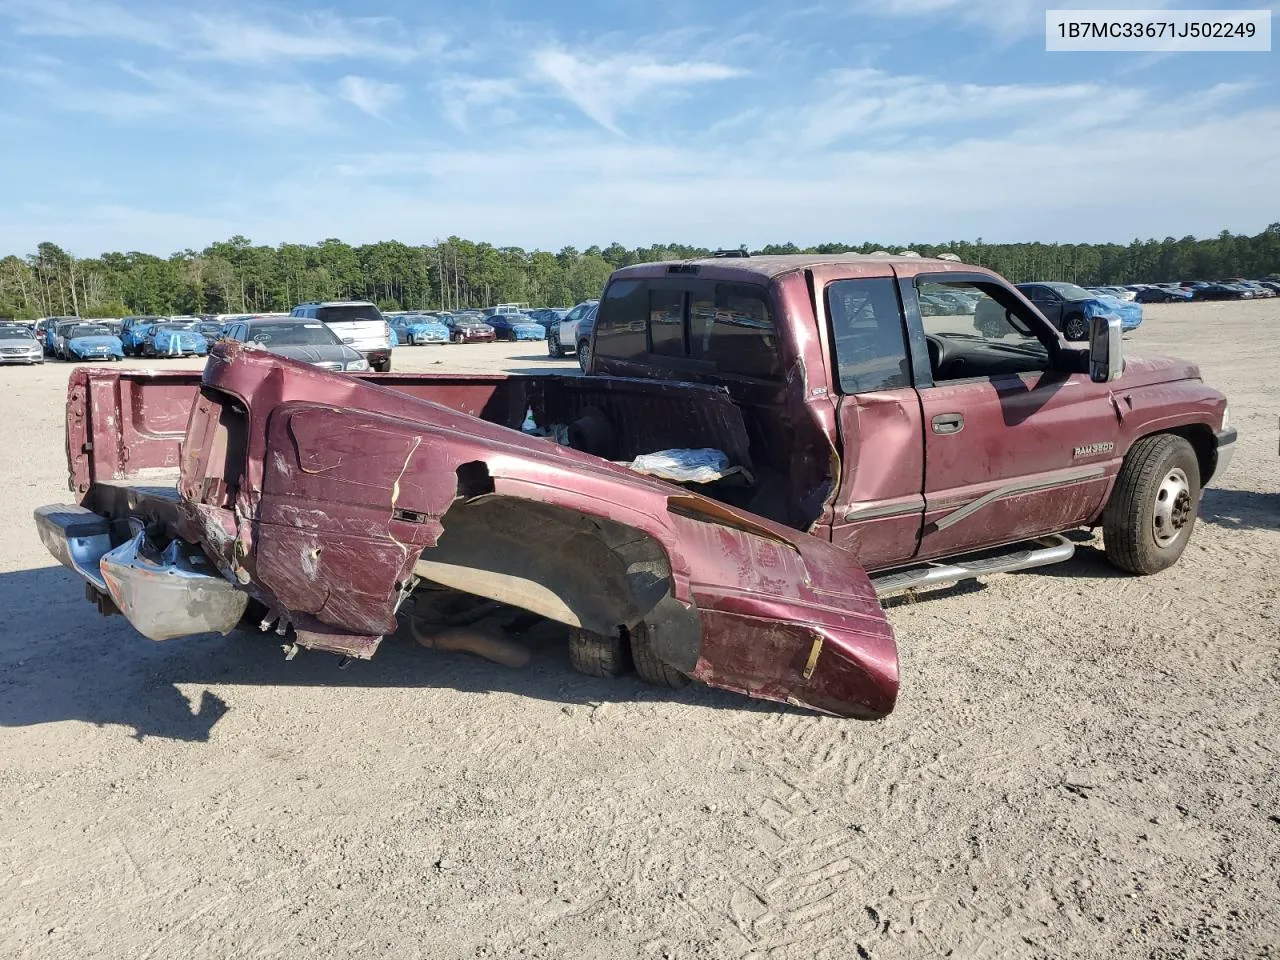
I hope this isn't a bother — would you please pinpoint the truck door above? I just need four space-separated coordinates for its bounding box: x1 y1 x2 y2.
901 270 1120 560
807 270 926 571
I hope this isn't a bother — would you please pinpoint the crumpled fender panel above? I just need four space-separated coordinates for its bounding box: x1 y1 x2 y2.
186 345 899 718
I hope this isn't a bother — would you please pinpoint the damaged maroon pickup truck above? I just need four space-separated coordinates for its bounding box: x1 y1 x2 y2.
34 255 1235 719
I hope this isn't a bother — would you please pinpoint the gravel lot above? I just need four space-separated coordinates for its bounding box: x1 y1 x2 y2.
1 303 1276 959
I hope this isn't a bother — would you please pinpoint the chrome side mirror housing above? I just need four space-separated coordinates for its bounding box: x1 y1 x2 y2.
1088 314 1124 383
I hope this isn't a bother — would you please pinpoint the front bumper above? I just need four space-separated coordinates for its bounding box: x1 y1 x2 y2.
0 352 43 363
1213 427 1237 481
34 504 247 641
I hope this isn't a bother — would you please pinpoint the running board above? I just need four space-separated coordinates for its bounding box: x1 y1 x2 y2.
870 534 1076 598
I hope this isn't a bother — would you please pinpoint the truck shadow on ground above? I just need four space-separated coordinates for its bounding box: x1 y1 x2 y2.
0 566 800 744
1198 488 1280 532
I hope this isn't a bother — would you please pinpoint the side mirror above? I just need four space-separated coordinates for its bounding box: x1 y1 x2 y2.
1088 314 1124 383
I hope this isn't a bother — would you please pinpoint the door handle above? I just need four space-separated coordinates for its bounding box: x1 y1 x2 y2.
932 413 964 435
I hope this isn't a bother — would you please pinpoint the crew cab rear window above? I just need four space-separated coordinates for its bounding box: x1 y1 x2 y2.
595 278 781 380
826 278 910 393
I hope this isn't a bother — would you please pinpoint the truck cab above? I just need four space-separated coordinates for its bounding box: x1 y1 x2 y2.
586 254 1234 576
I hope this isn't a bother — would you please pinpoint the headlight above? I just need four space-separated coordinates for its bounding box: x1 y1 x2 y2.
1221 403 1229 432
346 358 369 372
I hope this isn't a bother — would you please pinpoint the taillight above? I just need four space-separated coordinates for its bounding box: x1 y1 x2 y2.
384 322 392 340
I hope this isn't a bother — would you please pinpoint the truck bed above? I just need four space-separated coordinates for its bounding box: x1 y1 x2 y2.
49 345 898 720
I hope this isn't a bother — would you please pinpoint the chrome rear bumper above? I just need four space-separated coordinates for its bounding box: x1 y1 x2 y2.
34 504 248 641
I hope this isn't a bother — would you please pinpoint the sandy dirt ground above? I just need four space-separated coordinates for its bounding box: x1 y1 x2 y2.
1 304 1276 960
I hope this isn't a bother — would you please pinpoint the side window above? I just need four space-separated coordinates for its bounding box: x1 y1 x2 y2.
916 278 1052 381
649 288 685 356
594 280 647 361
826 278 910 394
688 284 781 380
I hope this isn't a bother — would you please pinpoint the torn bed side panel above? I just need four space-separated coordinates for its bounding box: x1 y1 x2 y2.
665 511 898 719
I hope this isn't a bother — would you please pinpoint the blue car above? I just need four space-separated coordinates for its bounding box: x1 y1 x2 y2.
391 314 451 345
121 319 163 356
62 322 125 362
486 312 547 341
1014 282 1143 341
143 321 209 357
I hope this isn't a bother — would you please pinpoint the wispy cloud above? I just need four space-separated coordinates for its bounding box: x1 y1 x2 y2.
849 0 1176 38
6 61 331 129
529 48 747 134
0 0 439 63
338 75 403 119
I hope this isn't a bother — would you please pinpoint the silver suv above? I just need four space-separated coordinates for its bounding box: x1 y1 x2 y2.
290 301 393 371
548 299 599 362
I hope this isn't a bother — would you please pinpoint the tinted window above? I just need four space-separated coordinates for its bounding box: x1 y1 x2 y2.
826 278 909 394
247 322 341 346
594 280 647 361
649 288 685 356
317 304 383 324
687 284 781 380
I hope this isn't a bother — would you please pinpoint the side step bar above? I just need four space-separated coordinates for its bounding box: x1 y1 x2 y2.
870 534 1076 598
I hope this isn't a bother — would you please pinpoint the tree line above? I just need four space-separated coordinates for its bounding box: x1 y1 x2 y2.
2 224 1278 320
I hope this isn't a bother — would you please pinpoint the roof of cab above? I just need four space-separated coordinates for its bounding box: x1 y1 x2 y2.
609 253 975 283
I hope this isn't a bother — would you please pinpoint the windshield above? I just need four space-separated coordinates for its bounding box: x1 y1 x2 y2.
248 322 341 346
69 325 113 338
1042 282 1093 300
1 326 34 340
317 305 383 324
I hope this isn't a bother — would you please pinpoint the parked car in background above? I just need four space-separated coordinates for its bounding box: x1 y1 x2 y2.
42 317 79 355
197 320 227 341
0 324 44 364
526 308 569 327
439 313 497 343
549 299 599 358
1005 282 1143 341
291 300 392 372
61 322 124 362
485 312 546 341
391 314 451 345
121 316 166 356
484 303 531 317
220 317 369 371
142 321 208 358
1136 284 1195 303
1094 285 1138 302
573 302 599 370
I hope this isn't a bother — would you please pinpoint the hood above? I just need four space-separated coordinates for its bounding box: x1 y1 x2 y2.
264 344 362 365
0 336 39 349
1118 353 1199 388
69 336 123 350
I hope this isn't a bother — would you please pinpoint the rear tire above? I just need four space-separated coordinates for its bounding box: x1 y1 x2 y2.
577 340 590 371
1103 434 1200 575
568 627 631 678
629 623 690 689
372 358 391 372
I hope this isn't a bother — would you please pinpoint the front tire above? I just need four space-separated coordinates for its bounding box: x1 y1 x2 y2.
1063 313 1089 341
1103 434 1200 575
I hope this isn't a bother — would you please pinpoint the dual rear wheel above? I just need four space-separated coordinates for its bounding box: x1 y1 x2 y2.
567 622 689 689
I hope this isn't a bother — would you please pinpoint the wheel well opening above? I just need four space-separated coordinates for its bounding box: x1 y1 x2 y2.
1165 424 1216 484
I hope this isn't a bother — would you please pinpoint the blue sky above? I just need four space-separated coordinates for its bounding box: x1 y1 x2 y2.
0 0 1275 255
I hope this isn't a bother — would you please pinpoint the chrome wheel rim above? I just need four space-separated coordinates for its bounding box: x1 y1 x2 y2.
1065 316 1087 340
1152 466 1192 547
